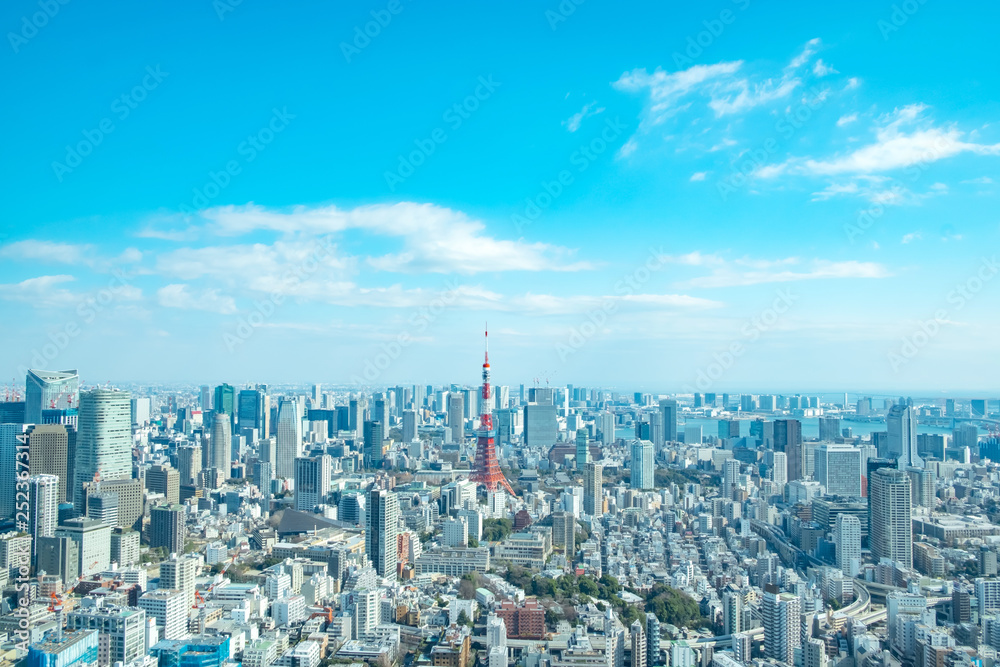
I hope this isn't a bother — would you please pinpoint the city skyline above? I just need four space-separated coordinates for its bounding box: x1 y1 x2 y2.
4 2 1000 390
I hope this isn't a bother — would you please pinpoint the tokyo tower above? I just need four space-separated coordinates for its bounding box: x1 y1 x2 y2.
469 327 515 496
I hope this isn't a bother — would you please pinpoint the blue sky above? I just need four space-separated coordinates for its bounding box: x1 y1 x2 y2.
2 0 999 393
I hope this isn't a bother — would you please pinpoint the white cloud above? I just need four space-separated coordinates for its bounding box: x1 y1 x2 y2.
0 275 78 307
813 59 838 77
563 102 605 132
0 241 93 265
901 232 923 244
667 253 890 288
157 284 238 314
689 171 708 181
173 202 592 275
763 104 1000 178
613 61 742 126
836 113 858 127
961 176 993 185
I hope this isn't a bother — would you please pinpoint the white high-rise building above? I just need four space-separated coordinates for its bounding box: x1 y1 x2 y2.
209 412 231 475
722 589 742 636
723 460 741 499
276 398 302 478
762 587 801 664
365 488 399 578
770 451 787 487
160 553 198 607
870 468 912 568
353 588 379 639
28 474 59 559
443 517 468 548
835 514 862 576
584 463 603 518
294 455 332 511
630 440 655 490
887 403 921 468
814 444 862 497
138 588 187 640
74 389 132 511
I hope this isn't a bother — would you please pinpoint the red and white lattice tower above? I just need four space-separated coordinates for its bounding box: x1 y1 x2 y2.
469 327 515 496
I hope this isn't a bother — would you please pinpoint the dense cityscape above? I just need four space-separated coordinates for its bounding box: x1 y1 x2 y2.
4 337 1000 667
7 3 1000 667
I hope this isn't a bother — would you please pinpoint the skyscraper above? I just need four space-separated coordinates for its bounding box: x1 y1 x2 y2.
659 399 678 443
294 455 331 511
238 387 266 432
28 474 59 561
818 416 841 442
762 585 801 664
584 462 603 518
723 459 741 499
630 440 654 491
448 394 464 443
869 467 912 568
150 505 186 556
146 465 180 504
835 514 861 576
402 410 417 442
275 398 301 478
814 444 862 497
178 445 201 487
74 389 132 512
723 589 742 635
0 424 28 519
209 412 231 477
600 412 615 444
363 420 383 470
213 384 235 424
25 369 79 424
887 404 921 468
575 429 589 467
365 487 399 578
774 419 803 481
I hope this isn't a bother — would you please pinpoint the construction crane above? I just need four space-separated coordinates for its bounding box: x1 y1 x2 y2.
48 560 101 640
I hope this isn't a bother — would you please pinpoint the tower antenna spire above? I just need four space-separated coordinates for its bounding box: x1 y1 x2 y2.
469 324 514 496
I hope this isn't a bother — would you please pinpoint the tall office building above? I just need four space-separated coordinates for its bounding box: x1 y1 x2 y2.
363 420 384 470
551 511 575 554
66 605 146 665
647 411 664 448
762 585 801 664
146 465 180 504
55 517 111 576
723 459 741 499
630 440 655 491
25 369 79 424
294 455 332 511
887 403 921 468
208 412 231 476
73 389 132 512
600 412 615 444
139 589 188 640
814 444 863 497
645 613 660 667
584 463 603 518
0 424 28 518
835 514 862 576
659 399 678 443
275 398 301 478
402 410 417 442
448 394 464 443
28 474 59 560
213 384 235 423
523 403 559 447
199 386 211 411
365 488 399 578
150 504 186 556
27 424 70 503
818 417 842 442
869 468 912 568
178 445 201 487
575 429 589 467
906 466 935 508
769 451 788 487
160 553 198 606
774 419 803 481
238 388 266 432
